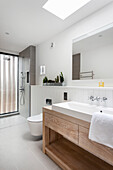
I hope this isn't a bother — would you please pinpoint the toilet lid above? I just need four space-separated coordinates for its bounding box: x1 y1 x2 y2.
27 113 42 123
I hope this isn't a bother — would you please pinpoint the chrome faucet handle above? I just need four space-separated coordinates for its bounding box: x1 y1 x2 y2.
103 97 107 101
96 96 100 101
89 96 94 101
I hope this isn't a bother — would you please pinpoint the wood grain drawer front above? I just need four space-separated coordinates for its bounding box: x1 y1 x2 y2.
79 126 113 166
45 113 79 144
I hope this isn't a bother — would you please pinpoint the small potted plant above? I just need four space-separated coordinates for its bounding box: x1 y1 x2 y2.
60 72 64 83
55 75 59 83
43 76 48 85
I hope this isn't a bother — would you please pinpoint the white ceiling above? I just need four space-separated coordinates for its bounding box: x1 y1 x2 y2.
0 0 113 53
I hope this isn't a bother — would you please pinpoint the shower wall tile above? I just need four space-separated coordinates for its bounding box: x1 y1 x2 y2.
105 90 113 107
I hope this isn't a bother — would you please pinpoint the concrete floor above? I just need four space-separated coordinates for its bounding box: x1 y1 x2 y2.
0 115 60 170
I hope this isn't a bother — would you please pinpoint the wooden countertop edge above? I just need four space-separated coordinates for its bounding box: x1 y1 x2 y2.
43 106 90 129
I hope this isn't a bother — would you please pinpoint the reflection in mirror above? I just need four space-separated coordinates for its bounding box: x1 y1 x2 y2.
72 26 113 80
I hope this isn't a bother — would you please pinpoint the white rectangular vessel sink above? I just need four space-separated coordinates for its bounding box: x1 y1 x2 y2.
52 101 113 122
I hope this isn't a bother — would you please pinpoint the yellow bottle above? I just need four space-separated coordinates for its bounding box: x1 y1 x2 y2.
99 80 104 87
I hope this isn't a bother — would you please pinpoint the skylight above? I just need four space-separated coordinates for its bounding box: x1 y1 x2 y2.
43 0 91 20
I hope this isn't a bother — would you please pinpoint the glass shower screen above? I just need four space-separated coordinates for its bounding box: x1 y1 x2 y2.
0 53 18 115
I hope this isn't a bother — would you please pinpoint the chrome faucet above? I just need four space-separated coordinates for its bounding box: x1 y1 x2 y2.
103 97 107 101
89 96 97 101
89 96 100 101
89 96 107 102
89 96 95 101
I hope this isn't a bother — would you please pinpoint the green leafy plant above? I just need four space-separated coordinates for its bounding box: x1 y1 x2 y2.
55 75 59 83
43 76 48 83
60 72 64 83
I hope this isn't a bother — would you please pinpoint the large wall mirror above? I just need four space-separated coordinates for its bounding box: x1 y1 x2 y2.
72 24 113 80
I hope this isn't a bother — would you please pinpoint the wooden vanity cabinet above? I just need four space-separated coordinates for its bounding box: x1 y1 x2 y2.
44 113 79 145
79 126 113 166
43 107 113 169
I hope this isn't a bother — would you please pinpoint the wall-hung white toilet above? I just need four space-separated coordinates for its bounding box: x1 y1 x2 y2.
27 113 42 136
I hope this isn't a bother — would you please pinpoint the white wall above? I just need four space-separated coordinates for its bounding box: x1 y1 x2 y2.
36 2 113 87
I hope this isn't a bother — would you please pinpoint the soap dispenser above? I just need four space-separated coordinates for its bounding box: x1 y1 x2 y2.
99 80 104 87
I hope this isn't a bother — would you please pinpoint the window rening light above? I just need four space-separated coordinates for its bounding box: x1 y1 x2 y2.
43 0 91 20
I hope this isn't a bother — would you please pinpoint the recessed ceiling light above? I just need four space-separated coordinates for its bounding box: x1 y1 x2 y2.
5 32 10 35
99 35 102 38
43 0 91 20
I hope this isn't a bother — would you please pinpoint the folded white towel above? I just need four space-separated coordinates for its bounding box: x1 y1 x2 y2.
89 112 113 149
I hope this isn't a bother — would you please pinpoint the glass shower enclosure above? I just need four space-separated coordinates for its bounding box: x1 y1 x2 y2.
0 53 19 115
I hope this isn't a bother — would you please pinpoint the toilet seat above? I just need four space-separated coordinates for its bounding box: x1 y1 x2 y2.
27 113 42 123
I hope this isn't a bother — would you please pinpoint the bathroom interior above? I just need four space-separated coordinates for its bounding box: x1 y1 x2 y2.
0 0 113 169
